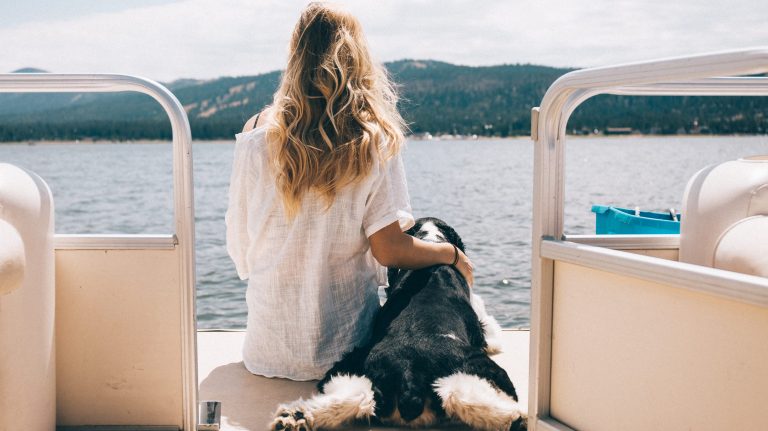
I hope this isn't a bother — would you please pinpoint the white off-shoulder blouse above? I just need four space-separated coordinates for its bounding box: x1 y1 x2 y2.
225 127 414 380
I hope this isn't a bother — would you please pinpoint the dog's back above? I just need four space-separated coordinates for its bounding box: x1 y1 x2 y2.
362 263 488 424
272 218 527 431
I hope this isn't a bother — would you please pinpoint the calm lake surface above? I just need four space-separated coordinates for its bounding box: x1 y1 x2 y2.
1 135 766 328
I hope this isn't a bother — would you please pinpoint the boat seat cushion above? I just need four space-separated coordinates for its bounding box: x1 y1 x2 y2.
713 216 768 278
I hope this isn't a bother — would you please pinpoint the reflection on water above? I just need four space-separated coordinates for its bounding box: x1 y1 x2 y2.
1 135 765 328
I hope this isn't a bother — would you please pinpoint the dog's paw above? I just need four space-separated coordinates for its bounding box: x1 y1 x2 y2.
269 405 313 431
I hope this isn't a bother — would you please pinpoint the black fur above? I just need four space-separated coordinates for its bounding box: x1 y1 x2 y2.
318 217 521 427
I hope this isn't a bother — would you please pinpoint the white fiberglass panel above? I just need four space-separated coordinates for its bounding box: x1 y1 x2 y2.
549 261 768 431
55 248 183 427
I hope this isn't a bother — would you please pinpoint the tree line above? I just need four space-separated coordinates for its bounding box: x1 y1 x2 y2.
0 61 765 141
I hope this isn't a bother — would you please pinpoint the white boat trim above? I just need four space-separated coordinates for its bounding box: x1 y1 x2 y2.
608 77 768 96
0 74 198 431
535 418 578 431
54 234 178 250
530 47 768 429
541 239 768 307
564 234 679 249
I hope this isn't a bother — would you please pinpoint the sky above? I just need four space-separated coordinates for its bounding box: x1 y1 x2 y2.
2 0 768 82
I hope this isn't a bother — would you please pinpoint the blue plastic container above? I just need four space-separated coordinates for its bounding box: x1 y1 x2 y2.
591 205 680 235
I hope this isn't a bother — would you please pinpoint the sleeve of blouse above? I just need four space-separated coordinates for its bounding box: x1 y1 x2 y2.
363 151 416 238
225 136 256 280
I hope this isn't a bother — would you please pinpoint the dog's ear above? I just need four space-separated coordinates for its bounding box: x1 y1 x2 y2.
386 267 401 296
441 224 465 252
404 219 423 237
429 218 466 253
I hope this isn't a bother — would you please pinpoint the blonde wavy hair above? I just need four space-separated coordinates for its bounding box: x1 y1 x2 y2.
266 2 406 217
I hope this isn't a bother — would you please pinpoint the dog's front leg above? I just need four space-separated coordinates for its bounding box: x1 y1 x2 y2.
269 374 376 430
270 401 312 431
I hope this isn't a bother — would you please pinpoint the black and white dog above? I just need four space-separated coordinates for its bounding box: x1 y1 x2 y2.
270 217 527 431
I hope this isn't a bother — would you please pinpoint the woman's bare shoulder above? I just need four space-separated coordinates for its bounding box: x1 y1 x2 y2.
242 106 274 133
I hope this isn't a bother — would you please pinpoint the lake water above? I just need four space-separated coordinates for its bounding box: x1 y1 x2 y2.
1 135 766 328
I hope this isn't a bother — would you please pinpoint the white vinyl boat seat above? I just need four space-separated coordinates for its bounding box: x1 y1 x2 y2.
680 156 768 277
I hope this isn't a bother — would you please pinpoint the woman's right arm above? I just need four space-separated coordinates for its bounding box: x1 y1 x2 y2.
368 221 474 286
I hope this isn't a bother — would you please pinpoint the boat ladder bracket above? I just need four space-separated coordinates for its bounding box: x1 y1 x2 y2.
197 401 221 431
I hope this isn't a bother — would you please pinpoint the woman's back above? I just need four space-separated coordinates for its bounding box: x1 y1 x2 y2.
227 124 412 380
225 2 472 381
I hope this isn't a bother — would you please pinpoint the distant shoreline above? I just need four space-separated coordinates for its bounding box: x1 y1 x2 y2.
0 134 765 146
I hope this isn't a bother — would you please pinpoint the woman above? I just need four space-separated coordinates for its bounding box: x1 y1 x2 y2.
226 2 473 380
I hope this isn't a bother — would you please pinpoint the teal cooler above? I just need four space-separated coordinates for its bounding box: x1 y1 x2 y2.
591 205 680 234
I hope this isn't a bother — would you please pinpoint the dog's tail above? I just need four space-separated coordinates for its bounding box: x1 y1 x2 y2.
433 372 527 431
270 374 375 430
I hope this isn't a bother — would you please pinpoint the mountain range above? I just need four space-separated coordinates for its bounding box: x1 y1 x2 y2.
0 60 766 141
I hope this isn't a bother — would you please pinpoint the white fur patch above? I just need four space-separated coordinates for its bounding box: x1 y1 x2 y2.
434 372 524 431
440 333 459 341
322 374 374 400
470 293 504 355
420 221 445 242
271 374 375 430
313 374 376 427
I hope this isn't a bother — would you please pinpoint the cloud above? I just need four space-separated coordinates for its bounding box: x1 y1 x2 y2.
1 0 767 81
1 0 299 80
349 0 768 69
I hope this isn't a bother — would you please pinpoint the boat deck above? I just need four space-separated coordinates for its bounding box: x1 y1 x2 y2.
197 329 530 431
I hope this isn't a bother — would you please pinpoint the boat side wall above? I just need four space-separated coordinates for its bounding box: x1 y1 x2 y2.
55 248 183 427
549 261 768 431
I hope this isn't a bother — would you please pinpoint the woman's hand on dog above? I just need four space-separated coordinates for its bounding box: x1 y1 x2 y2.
453 247 474 287
369 221 474 287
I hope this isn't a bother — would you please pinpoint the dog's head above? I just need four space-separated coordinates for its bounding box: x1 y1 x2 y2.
405 217 465 251
386 217 466 294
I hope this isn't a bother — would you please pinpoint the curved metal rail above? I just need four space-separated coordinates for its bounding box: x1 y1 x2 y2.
530 48 768 431
0 74 198 431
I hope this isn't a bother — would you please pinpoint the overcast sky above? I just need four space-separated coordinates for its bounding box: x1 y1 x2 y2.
2 0 767 81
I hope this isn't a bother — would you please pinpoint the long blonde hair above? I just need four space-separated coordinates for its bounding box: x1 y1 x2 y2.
266 2 406 217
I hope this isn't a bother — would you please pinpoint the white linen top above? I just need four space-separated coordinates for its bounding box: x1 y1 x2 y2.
225 127 414 380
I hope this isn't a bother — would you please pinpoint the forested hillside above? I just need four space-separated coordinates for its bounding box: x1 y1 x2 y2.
0 61 765 141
